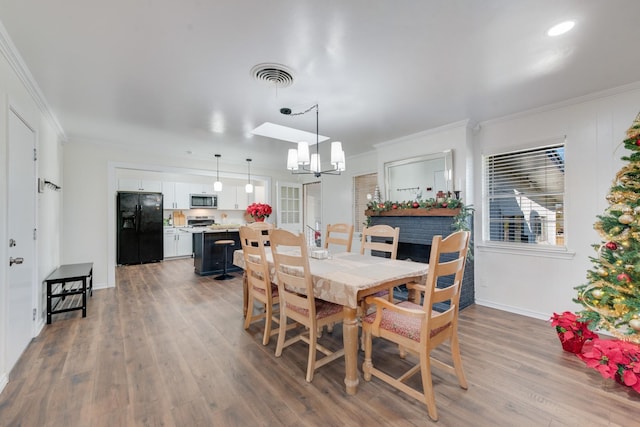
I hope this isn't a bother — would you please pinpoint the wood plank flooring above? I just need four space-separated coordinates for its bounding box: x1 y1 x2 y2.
1 258 639 426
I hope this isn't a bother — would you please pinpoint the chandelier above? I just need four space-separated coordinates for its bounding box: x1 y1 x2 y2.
282 104 346 177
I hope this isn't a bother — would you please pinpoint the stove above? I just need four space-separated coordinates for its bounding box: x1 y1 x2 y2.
187 216 216 228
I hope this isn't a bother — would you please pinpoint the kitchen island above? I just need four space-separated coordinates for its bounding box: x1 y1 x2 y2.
192 227 242 276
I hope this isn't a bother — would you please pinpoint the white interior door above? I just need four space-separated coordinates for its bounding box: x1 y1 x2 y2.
7 107 36 372
276 181 302 234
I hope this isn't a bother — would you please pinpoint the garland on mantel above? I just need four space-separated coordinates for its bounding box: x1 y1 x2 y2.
365 197 474 238
366 197 464 213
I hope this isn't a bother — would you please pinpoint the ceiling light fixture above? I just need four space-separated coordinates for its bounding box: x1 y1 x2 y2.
213 154 223 192
547 21 575 37
245 158 254 193
282 104 345 178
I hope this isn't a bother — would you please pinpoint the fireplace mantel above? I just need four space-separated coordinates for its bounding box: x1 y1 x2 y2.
365 208 459 217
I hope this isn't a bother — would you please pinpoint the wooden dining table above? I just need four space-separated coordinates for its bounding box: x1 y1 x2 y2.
233 249 428 395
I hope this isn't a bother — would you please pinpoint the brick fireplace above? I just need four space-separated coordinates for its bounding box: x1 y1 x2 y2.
367 209 474 309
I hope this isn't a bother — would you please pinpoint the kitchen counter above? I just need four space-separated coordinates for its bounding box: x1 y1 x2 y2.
173 224 245 233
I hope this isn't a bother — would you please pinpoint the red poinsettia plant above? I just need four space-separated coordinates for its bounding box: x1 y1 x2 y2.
246 202 272 220
578 338 640 393
550 311 598 352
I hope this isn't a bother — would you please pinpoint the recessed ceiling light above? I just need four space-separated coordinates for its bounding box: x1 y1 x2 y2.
547 21 575 37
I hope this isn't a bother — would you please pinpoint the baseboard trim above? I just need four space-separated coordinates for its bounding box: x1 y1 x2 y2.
475 299 549 321
0 372 7 394
93 282 114 290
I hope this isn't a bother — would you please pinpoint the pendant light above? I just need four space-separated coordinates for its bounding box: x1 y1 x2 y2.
245 158 254 193
213 154 223 192
281 104 346 177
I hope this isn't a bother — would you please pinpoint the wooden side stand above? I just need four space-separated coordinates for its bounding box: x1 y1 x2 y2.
44 262 93 324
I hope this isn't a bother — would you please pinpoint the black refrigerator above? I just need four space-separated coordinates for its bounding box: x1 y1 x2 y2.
117 192 164 265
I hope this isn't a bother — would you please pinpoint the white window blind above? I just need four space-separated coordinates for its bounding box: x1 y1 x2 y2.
484 142 565 246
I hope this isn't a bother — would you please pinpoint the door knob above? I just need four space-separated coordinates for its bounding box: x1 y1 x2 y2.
9 257 24 266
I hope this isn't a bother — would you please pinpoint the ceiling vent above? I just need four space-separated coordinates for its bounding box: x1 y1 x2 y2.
251 63 295 88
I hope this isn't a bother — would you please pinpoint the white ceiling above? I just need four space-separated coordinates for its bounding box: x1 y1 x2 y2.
1 1 640 170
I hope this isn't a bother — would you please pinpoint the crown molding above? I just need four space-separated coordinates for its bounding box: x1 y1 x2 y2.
480 81 640 128
0 20 66 141
373 119 470 149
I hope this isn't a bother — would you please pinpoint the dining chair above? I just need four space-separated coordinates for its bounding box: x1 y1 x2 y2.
360 224 399 259
241 222 275 318
360 224 400 308
247 221 274 244
361 230 470 421
239 226 280 345
324 223 354 253
270 229 345 382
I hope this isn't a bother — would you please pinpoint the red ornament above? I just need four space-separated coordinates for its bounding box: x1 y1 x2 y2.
636 137 640 146
617 273 631 283
441 202 448 208
392 204 398 209
605 241 618 250
412 202 419 208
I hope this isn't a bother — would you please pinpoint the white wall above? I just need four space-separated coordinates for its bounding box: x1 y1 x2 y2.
62 139 292 287
36 121 64 326
473 85 640 319
323 86 640 321
322 123 472 254
0 31 63 386
375 121 470 201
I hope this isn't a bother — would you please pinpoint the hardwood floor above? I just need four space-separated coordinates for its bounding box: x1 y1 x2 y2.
1 258 639 426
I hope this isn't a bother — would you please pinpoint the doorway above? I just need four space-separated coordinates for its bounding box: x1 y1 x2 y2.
7 107 36 372
303 181 321 246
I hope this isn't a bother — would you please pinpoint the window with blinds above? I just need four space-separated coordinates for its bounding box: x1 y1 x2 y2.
353 173 378 233
483 141 565 246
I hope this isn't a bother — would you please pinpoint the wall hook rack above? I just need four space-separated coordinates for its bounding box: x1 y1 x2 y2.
38 178 61 192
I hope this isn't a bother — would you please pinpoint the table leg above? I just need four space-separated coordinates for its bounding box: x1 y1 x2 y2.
407 286 419 304
343 306 359 395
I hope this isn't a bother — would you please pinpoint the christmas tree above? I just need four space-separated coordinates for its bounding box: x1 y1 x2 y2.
575 112 640 343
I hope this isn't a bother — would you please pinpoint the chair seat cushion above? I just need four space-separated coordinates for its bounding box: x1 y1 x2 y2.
253 283 278 298
363 301 449 342
286 298 343 319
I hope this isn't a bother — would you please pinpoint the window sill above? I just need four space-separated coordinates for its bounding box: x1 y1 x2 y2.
476 242 576 259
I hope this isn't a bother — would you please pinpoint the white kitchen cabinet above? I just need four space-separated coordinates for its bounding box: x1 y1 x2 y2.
175 183 191 209
164 228 177 258
119 178 162 192
162 182 176 210
162 182 190 209
218 185 249 210
164 228 193 258
190 182 215 195
176 230 193 256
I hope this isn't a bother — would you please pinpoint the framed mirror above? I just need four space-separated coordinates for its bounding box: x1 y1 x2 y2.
384 150 453 201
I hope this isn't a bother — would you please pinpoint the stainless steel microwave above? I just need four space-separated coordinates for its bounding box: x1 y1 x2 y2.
189 194 217 209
